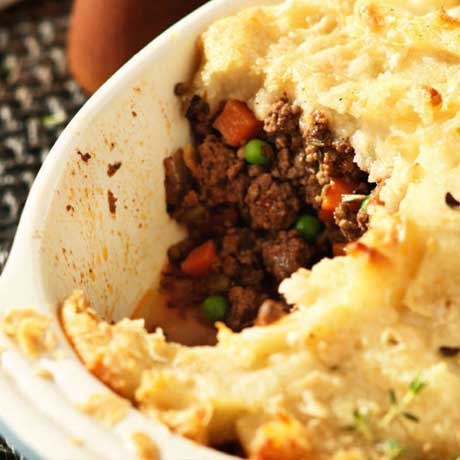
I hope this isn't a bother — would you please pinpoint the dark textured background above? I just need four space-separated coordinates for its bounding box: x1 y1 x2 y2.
0 0 87 457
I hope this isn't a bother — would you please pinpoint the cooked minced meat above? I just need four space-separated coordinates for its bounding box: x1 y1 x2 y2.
264 97 303 150
227 286 267 331
260 230 312 282
245 174 300 231
334 200 365 242
197 135 248 206
161 95 374 332
219 228 265 289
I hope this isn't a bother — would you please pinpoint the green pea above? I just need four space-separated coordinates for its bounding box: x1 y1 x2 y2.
295 214 322 243
360 195 371 212
201 296 229 322
243 139 270 165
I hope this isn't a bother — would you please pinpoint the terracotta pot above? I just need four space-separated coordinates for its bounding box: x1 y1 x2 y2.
67 0 207 93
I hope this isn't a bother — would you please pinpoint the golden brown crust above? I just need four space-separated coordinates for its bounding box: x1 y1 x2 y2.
422 86 443 107
60 291 173 399
439 6 460 27
244 416 314 460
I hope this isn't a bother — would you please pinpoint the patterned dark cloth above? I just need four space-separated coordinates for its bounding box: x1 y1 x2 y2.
0 0 87 457
0 0 87 271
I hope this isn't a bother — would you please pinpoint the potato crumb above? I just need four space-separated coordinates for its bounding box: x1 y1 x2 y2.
51 349 67 361
69 437 84 446
76 392 130 427
34 368 54 380
2 309 56 358
131 432 159 460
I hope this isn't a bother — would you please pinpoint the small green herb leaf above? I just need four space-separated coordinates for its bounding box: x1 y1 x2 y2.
402 412 419 422
360 194 371 211
382 375 426 427
408 375 425 395
389 389 398 405
341 424 356 431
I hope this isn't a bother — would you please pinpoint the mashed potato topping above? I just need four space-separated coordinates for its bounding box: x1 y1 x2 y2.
196 0 460 181
57 1 460 458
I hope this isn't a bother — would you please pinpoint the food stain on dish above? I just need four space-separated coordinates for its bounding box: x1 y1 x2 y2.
34 368 54 380
68 437 85 446
102 245 109 262
107 161 122 177
107 190 117 215
76 150 92 163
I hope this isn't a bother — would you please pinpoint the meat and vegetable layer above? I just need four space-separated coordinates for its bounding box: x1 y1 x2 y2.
163 96 373 330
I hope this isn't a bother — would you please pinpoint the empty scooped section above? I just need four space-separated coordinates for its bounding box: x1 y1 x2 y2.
39 67 189 322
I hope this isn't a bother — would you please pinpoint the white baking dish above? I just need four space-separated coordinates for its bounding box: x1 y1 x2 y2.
0 0 280 458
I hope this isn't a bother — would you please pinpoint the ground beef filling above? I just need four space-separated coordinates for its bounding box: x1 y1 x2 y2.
162 96 374 332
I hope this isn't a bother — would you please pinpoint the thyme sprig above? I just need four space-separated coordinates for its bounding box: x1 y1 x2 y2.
342 375 426 460
381 375 426 427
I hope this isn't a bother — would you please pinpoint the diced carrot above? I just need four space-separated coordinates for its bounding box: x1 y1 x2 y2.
181 240 216 277
213 100 262 147
320 179 357 222
319 208 334 223
332 242 349 257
